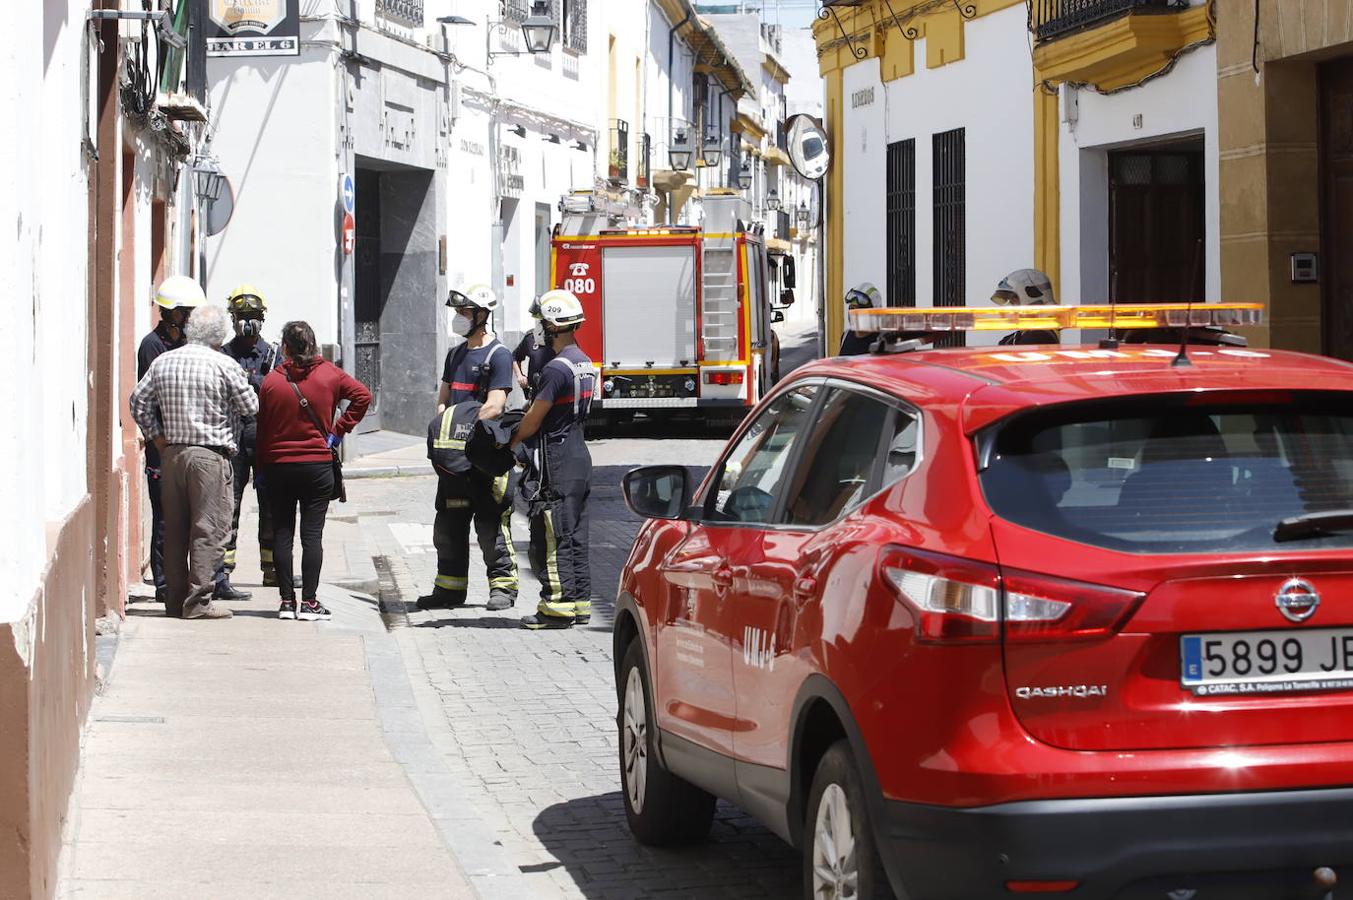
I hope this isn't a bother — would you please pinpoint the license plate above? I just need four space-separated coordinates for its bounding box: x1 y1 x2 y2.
1180 628 1353 696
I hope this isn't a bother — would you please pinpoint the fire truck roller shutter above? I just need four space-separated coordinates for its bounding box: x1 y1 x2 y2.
601 246 698 369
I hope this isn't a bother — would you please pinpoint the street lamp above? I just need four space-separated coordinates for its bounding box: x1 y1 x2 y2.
736 159 753 191
668 126 693 171
766 187 781 212
796 199 811 227
521 1 557 54
192 154 225 206
702 128 722 168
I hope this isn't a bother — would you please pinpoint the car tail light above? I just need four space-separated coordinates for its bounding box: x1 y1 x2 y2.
882 548 1001 643
882 549 1143 644
703 370 745 385
1002 569 1144 643
1005 881 1079 894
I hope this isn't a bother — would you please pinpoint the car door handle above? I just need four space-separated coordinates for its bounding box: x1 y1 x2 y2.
793 575 817 600
712 566 734 590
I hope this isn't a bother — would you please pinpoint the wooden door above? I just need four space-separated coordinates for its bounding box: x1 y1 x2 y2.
1109 147 1205 302
1321 58 1353 360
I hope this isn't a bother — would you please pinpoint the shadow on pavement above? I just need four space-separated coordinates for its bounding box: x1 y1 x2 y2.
531 791 802 898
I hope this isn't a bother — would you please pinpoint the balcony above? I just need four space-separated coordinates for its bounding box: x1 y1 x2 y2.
609 119 629 185
1030 0 1209 91
1030 0 1189 42
376 0 424 29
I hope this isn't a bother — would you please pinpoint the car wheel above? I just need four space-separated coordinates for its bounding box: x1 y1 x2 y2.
803 741 894 900
618 639 716 845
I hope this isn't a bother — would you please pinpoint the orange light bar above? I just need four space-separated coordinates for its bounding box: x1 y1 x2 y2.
848 303 1264 334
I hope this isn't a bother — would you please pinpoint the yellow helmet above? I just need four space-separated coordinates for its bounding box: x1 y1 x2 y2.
154 275 206 310
226 284 267 315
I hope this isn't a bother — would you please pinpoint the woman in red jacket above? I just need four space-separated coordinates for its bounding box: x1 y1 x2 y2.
257 321 371 620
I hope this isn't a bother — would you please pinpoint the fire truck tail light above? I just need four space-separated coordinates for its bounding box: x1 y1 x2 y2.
882 548 1000 644
703 370 745 386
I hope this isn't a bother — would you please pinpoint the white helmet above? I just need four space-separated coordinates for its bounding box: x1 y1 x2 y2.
155 275 207 310
538 289 585 328
844 282 881 311
993 269 1056 306
447 283 498 311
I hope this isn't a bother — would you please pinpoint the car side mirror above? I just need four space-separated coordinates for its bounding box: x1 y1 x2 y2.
771 310 785 324
622 465 692 520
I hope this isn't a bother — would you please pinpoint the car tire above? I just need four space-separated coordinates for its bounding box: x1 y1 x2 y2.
618 639 716 845
803 740 894 900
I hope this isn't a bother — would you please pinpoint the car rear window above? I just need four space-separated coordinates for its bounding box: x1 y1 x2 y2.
980 392 1353 553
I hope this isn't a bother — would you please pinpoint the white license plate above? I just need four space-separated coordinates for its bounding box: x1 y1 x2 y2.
1180 628 1353 696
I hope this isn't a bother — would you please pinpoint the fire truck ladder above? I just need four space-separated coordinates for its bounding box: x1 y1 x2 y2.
700 234 739 361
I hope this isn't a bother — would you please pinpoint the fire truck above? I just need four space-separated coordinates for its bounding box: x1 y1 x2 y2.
550 190 782 426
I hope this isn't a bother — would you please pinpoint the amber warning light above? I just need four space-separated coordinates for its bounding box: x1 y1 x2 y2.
847 303 1264 334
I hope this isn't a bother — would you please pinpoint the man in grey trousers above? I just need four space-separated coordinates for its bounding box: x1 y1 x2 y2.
130 302 259 619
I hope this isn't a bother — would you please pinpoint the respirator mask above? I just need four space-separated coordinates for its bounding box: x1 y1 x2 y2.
450 311 477 338
234 317 262 339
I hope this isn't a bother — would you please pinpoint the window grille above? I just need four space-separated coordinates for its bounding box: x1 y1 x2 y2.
932 128 966 346
886 139 916 308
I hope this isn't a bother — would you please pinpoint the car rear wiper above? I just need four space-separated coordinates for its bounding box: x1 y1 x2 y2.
1273 510 1353 542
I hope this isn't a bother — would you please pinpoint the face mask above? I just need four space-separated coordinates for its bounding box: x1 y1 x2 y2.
450 312 475 337
234 318 262 338
532 322 546 346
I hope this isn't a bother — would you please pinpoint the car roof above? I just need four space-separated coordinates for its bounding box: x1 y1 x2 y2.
793 344 1353 433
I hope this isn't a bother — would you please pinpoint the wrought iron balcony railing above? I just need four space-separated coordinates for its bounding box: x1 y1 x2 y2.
1028 0 1187 43
376 0 424 28
637 133 651 190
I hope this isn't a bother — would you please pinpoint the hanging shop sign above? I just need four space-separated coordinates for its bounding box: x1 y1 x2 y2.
207 0 300 57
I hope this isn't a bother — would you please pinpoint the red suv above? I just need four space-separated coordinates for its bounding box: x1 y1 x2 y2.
615 339 1353 899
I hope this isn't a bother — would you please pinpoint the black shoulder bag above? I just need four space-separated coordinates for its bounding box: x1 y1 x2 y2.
285 371 346 503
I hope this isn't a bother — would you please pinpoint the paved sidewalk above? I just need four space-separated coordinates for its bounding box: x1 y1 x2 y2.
57 497 475 900
346 430 433 479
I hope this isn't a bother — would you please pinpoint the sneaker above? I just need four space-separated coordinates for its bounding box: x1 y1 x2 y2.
486 591 516 612
214 579 252 602
520 613 574 630
297 599 332 621
278 599 297 620
183 603 234 620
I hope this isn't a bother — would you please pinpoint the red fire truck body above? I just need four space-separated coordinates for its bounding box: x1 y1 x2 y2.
550 192 776 424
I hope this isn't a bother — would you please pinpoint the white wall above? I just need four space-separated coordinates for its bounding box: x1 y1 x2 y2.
859 6 1034 315
207 32 341 345
1056 44 1220 304
0 1 92 622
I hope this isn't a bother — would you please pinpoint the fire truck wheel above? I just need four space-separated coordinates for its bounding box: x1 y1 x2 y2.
618 639 716 845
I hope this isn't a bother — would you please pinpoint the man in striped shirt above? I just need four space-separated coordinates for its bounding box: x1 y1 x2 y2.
130 303 258 619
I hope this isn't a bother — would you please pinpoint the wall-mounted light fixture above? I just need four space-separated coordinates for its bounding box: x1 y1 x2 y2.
669 126 693 171
736 159 753 191
507 124 526 138
574 140 589 152
701 128 723 168
765 188 781 212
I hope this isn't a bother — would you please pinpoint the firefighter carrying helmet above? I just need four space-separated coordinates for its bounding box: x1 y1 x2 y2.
226 284 267 316
845 282 881 311
447 284 498 311
154 275 207 310
538 289 585 329
992 269 1056 306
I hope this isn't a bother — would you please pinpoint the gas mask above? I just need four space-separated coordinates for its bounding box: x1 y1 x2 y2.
233 317 262 339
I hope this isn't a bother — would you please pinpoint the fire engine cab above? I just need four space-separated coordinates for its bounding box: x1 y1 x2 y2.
551 190 781 426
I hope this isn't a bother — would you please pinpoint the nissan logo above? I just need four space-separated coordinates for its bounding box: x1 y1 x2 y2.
1275 578 1320 623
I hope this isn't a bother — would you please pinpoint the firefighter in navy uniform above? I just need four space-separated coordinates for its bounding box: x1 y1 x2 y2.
419 285 520 611
137 276 205 604
512 298 555 400
220 285 278 594
512 290 597 631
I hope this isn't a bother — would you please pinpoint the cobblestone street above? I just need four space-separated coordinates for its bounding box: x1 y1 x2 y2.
346 433 803 898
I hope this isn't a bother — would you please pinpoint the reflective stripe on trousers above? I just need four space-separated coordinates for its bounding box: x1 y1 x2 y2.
432 469 519 597
527 430 591 620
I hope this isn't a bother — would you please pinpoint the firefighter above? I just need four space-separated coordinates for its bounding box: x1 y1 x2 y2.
220 285 278 593
420 285 519 611
838 282 882 356
992 269 1060 346
137 275 205 604
511 290 596 631
512 297 555 400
